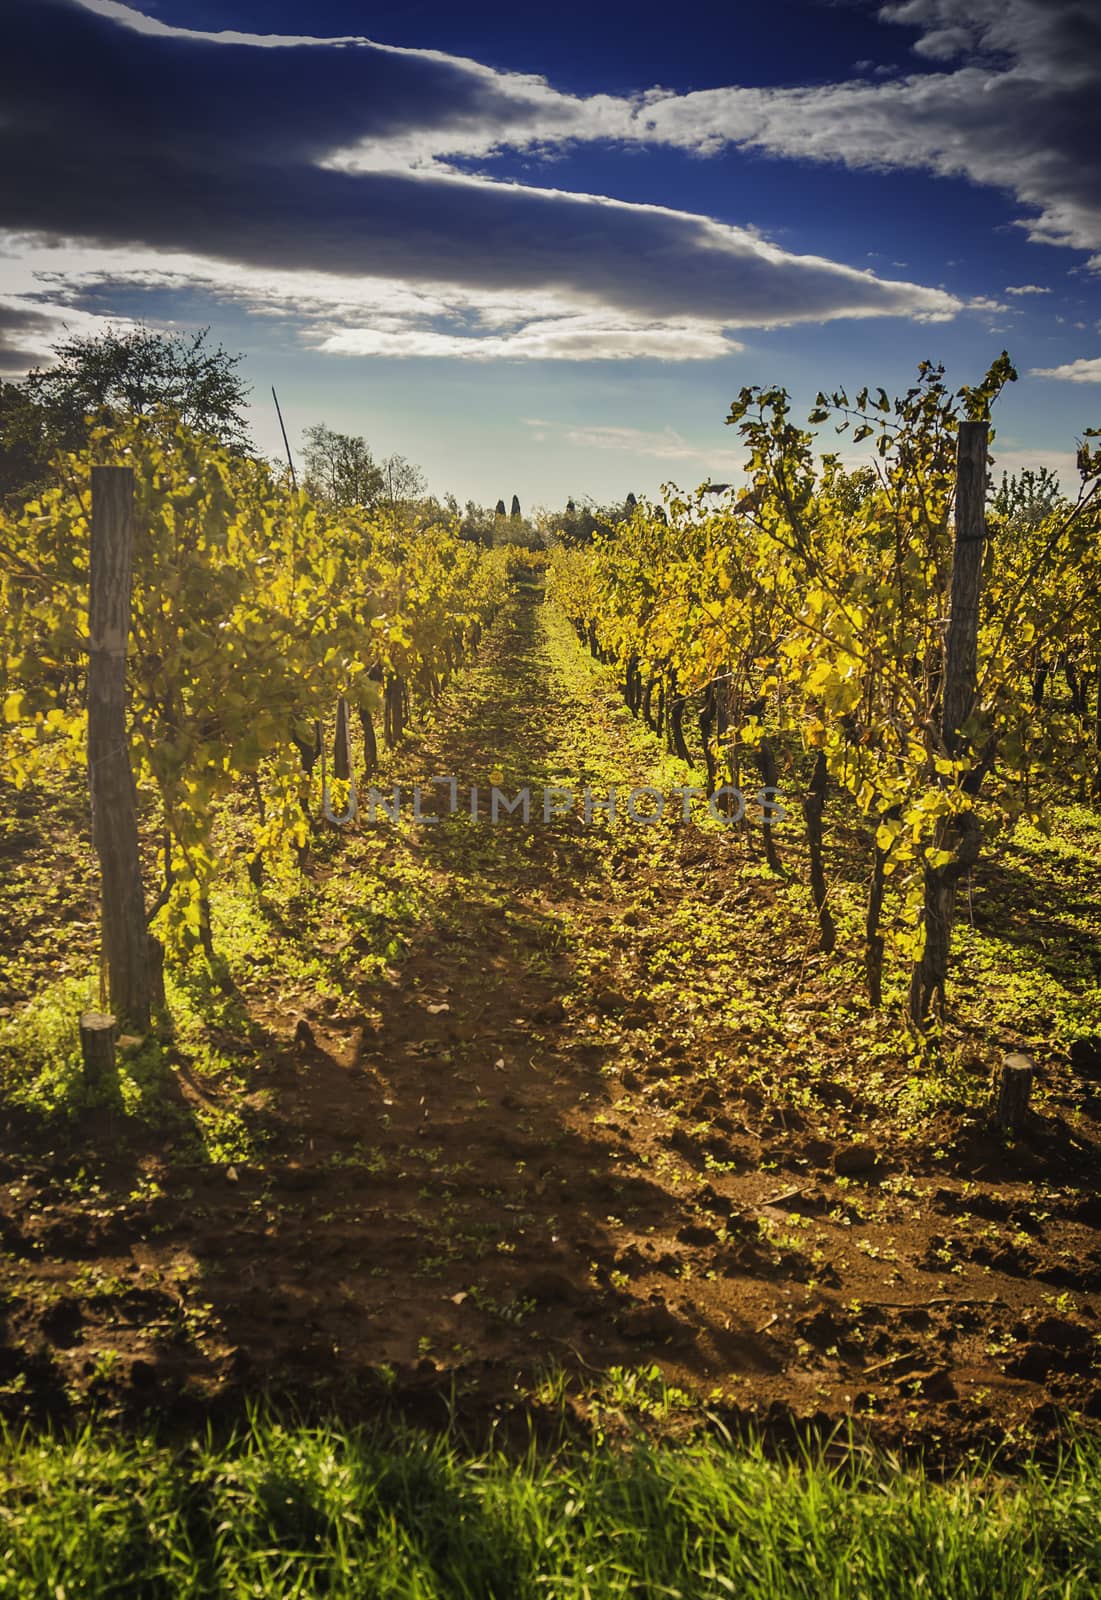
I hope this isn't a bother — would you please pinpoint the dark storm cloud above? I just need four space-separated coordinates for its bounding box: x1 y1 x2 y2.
0 0 958 329
1 0 572 169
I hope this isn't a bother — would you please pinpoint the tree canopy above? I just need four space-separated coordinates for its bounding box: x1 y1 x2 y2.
25 326 251 448
301 422 425 511
1 326 252 502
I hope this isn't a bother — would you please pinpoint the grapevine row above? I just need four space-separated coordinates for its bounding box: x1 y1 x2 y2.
0 413 508 962
548 359 1101 1025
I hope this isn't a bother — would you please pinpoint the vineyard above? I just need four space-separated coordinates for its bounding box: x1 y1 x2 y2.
550 357 1101 1022
2 414 509 987
2 363 1101 1591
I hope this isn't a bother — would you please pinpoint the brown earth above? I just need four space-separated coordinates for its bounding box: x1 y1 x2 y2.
2 579 1101 1459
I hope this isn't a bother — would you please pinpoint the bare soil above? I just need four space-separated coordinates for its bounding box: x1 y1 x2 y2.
2 581 1101 1458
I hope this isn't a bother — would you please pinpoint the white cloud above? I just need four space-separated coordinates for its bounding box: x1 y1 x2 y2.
0 237 743 365
1029 357 1101 382
70 0 357 46
315 318 737 362
1005 284 1052 296
989 446 1082 485
0 230 957 376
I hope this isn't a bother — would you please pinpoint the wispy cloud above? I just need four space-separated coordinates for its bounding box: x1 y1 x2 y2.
1005 284 1053 296
528 419 743 476
989 446 1083 485
315 317 738 362
0 237 745 366
0 282 139 374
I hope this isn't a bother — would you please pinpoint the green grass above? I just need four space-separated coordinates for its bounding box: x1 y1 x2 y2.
0 974 93 1121
2 1413 1101 1597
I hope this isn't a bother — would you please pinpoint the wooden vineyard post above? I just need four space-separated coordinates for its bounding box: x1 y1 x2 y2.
79 1011 117 1088
803 750 836 956
333 696 352 780
941 421 988 755
88 466 151 1033
909 421 988 1024
994 1052 1034 1133
148 933 167 1013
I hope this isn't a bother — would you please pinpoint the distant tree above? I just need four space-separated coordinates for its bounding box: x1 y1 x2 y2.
382 452 427 508
510 493 522 520
495 498 507 517
815 457 879 518
625 491 637 510
502 524 543 551
408 491 462 533
301 427 426 512
992 465 1063 531
25 325 251 450
538 494 639 545
459 501 498 546
302 423 385 508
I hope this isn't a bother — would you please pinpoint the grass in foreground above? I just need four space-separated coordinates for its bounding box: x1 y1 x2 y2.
2 1414 1101 1598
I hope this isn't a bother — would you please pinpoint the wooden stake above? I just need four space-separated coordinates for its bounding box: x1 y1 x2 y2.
272 386 297 489
79 1011 117 1087
995 1051 1034 1133
148 933 166 1012
333 696 352 781
942 420 989 758
88 466 151 1033
909 421 989 1023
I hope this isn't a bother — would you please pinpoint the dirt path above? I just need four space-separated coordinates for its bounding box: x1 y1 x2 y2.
3 580 1101 1452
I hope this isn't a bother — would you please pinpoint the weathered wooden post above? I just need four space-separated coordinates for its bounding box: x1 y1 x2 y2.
941 421 988 755
803 750 836 956
79 1011 117 1088
909 421 988 1024
333 696 352 781
994 1051 1034 1133
148 932 167 1012
88 466 151 1033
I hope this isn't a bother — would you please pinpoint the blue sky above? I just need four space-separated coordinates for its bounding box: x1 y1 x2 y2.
1 0 1099 510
